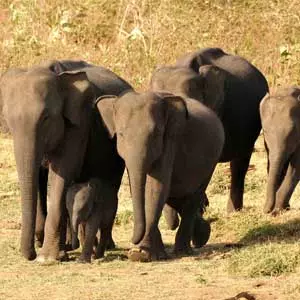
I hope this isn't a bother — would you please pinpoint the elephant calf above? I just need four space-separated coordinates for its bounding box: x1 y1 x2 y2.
260 87 300 213
66 178 118 263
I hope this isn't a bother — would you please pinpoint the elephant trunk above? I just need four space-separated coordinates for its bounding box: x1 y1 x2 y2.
264 151 286 213
127 161 146 245
13 132 42 260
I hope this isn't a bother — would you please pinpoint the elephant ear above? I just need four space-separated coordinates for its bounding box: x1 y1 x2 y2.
160 93 188 138
198 65 226 115
58 71 95 127
176 52 203 73
96 95 118 138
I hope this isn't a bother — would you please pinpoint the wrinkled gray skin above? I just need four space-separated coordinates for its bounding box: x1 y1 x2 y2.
66 178 118 263
260 87 300 213
0 60 131 261
151 47 269 213
97 91 224 261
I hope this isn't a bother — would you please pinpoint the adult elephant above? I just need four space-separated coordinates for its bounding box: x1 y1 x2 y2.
260 87 300 213
97 91 224 261
151 47 269 212
0 60 132 261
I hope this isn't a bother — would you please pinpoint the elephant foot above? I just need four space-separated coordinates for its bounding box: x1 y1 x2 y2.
94 247 105 259
227 199 242 214
264 207 273 214
128 247 168 262
263 202 274 214
35 233 44 248
36 250 69 263
192 217 211 248
77 255 91 264
35 239 43 248
22 248 37 261
128 247 151 262
64 243 74 252
106 237 116 250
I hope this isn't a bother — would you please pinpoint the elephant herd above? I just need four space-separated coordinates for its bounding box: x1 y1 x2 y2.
0 47 299 263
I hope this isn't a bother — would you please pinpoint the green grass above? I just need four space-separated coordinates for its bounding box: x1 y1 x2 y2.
228 243 300 277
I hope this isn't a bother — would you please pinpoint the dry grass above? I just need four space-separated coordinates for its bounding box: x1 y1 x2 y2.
2 133 300 300
1 0 300 299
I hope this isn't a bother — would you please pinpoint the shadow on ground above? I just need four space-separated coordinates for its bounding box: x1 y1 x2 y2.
239 218 300 245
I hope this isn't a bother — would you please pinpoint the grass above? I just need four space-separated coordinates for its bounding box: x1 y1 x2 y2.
1 0 300 299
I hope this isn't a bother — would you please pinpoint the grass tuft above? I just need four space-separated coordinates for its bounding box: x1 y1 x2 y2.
228 243 300 277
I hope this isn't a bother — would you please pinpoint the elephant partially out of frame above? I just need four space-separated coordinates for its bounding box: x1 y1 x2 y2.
0 60 132 261
260 87 300 213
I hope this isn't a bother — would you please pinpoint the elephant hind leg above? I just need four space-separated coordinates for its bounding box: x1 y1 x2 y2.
173 192 201 256
163 204 179 230
227 152 252 213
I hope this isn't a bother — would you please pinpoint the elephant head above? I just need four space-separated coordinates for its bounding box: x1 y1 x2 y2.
0 61 95 260
260 87 300 212
150 65 226 116
97 91 188 244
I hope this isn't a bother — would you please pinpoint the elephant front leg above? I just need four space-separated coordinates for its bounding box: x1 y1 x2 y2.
94 227 112 259
273 151 300 213
128 226 167 262
78 214 99 263
227 153 252 213
37 128 88 262
36 171 68 262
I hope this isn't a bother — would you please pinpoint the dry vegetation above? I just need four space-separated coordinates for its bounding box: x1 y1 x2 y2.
1 0 300 299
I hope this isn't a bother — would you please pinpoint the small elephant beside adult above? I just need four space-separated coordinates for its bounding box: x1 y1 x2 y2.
260 87 300 213
151 47 269 213
66 178 117 263
97 90 224 261
0 60 132 261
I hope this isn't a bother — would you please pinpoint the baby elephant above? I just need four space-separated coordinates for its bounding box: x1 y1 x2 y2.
66 178 118 263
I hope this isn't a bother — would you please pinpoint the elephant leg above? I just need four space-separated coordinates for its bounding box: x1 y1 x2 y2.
192 192 211 248
227 152 252 213
65 215 75 251
163 204 179 230
78 215 99 263
104 194 118 251
38 127 89 262
274 150 300 212
173 192 199 256
106 234 115 250
35 166 48 248
95 227 110 259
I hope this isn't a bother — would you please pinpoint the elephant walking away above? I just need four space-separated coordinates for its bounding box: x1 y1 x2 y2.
97 91 224 262
0 60 132 261
260 87 300 213
66 178 118 263
151 47 269 213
